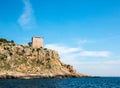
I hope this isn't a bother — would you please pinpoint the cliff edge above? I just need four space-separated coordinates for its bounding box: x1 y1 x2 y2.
0 38 88 78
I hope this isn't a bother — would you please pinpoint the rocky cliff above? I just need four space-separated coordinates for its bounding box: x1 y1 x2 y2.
0 38 88 78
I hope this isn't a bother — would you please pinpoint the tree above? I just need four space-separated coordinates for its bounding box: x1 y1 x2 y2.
11 40 14 43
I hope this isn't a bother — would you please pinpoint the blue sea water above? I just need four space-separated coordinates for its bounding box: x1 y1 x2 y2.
0 77 120 88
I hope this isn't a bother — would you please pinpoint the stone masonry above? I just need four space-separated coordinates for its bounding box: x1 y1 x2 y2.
32 37 44 48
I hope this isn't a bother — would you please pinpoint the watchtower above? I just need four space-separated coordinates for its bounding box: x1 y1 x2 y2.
32 37 44 48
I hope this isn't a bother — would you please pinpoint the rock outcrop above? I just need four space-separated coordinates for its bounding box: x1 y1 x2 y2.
0 38 88 78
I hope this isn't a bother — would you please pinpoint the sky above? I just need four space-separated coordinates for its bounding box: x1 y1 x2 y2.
0 0 120 76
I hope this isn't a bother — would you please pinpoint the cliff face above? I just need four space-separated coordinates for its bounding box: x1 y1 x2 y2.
0 39 87 78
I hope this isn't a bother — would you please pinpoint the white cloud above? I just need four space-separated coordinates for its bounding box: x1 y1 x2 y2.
45 44 82 64
45 43 120 76
18 0 36 29
72 60 120 76
45 44 110 58
78 39 95 44
79 51 110 57
45 43 111 68
45 44 82 54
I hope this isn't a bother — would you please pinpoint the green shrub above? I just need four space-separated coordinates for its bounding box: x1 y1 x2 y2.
0 55 4 60
0 38 15 44
4 63 10 70
44 48 47 50
4 47 9 51
32 49 35 52
17 52 23 56
9 52 13 56
0 42 2 45
37 48 41 51
0 38 8 43
10 40 14 43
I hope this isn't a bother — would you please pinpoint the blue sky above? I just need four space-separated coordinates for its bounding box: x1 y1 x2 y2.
0 0 120 76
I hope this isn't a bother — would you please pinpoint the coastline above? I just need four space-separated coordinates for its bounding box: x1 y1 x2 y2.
0 71 89 79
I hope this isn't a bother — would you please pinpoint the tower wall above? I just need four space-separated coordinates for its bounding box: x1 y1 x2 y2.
32 37 44 48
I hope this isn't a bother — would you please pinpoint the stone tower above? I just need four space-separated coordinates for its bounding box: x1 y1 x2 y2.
32 37 44 48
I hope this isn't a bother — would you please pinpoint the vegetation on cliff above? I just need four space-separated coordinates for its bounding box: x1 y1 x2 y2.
0 38 87 78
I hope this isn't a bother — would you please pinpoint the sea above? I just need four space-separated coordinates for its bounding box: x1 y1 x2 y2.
0 77 120 88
